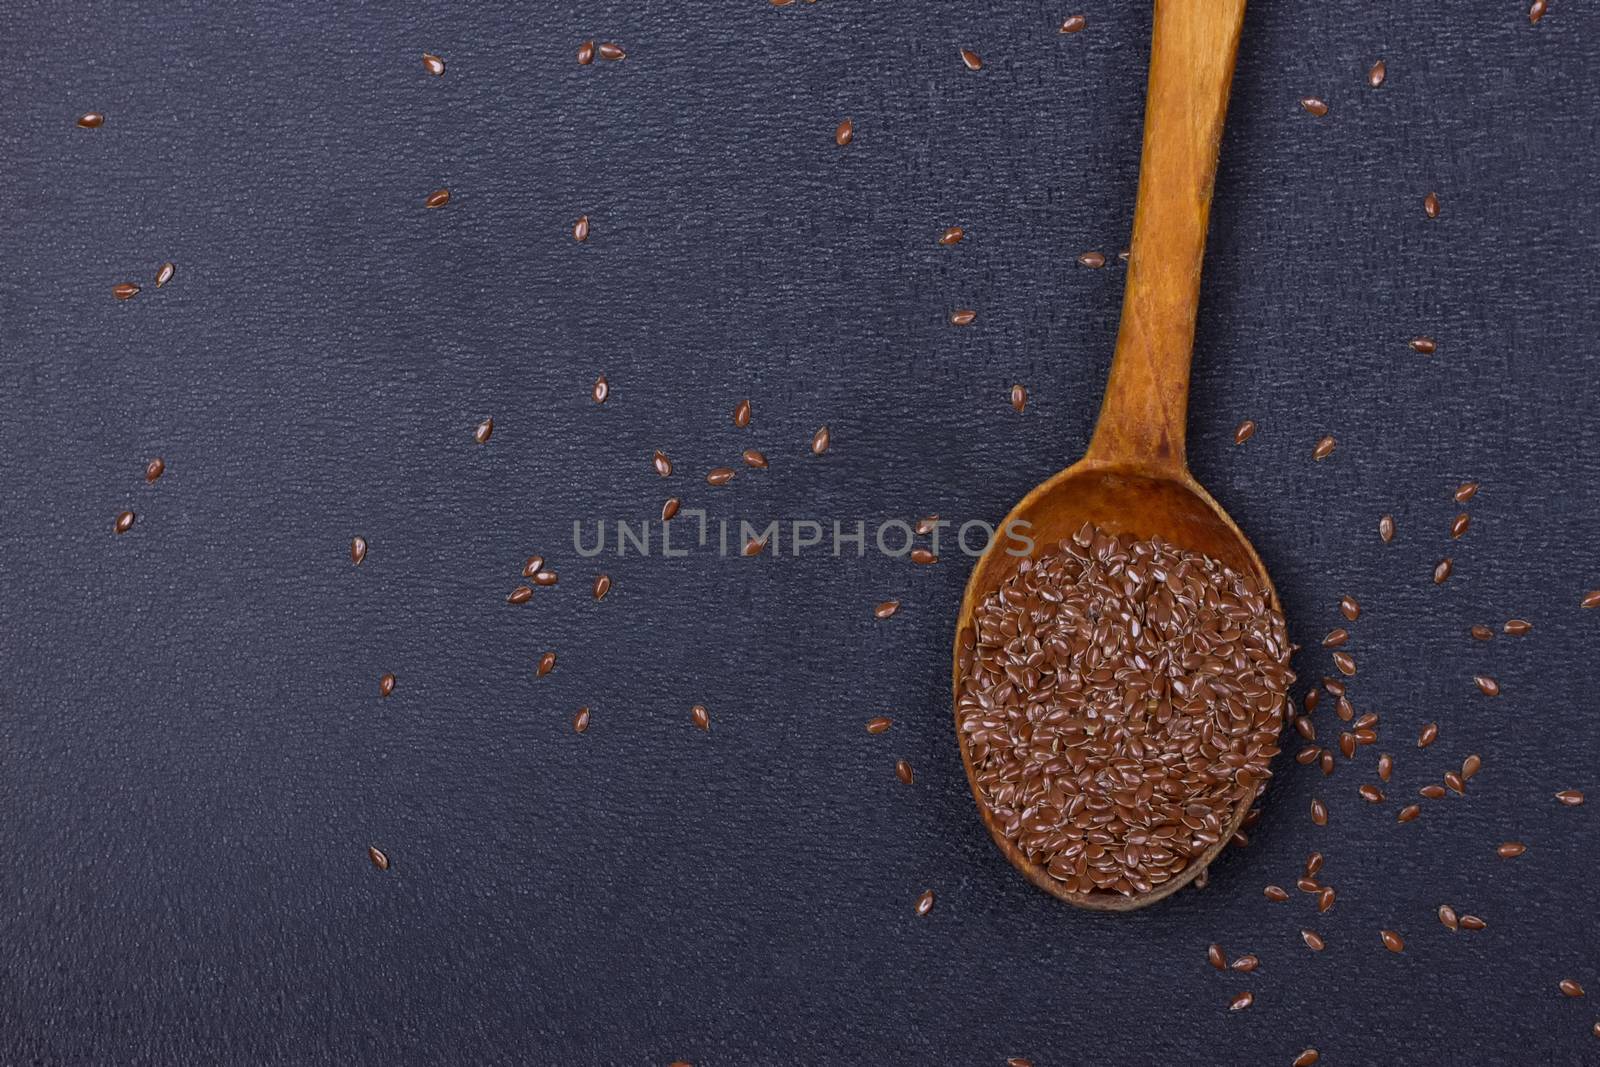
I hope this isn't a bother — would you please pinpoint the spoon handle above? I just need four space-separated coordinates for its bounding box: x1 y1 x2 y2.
1085 0 1247 474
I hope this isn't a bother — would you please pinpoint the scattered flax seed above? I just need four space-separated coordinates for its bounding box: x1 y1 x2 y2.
538 652 556 676
1451 513 1471 538
1294 1050 1320 1067
507 586 533 605
746 447 772 465
1424 192 1441 218
1379 514 1395 542
1305 852 1323 878
1296 747 1320 765
1234 419 1257 444
155 262 175 288
422 53 445 76
1339 733 1356 759
1397 804 1421 823
939 226 965 246
1208 944 1227 970
1008 1060 1034 1067
1439 905 1459 930
146 458 166 483
910 548 937 565
77 112 105 128
1561 980 1586 998
866 717 892 734
811 426 831 454
1459 915 1486 930
742 537 766 557
425 189 450 209
1323 628 1349 648
1332 652 1356 677
1462 754 1482 780
1504 619 1532 635
1229 991 1254 1012
835 118 854 146
1378 754 1394 781
522 555 546 578
1359 785 1385 803
733 399 752 427
1380 930 1405 953
1077 251 1106 268
1556 790 1585 806
1444 771 1466 794
113 283 140 301
1420 785 1447 800
706 467 735 486
1340 596 1361 621
1471 625 1494 641
653 451 673 477
1313 435 1336 461
949 309 977 326
1265 885 1289 902
379 673 396 697
1305 690 1321 713
1474 675 1500 697
1455 481 1479 503
1311 799 1328 826
1295 716 1315 740
1060 15 1087 33
114 510 136 534
1301 930 1325 952
1584 590 1600 609
577 41 595 64
1011 384 1027 413
959 49 983 71
1410 336 1437 354
573 707 590 732
1433 558 1453 584
1320 752 1335 775
1529 0 1547 24
1231 955 1259 973
1319 887 1336 913
592 574 611 600
592 375 609 404
691 705 710 731
474 417 493 444
915 889 935 916
368 846 390 871
1300 98 1329 116
1368 59 1387 87
1497 842 1526 858
573 215 590 242
895 759 914 784
874 599 900 619
597 43 625 61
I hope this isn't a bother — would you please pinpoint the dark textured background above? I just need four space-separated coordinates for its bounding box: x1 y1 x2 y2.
3 2 1598 1064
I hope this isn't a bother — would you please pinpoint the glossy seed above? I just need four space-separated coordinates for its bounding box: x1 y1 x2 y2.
77 112 105 128
1418 722 1439 747
1229 991 1254 1012
593 574 611 600
1397 804 1421 823
866 717 892 734
1584 590 1600 609
1322 628 1349 648
811 426 830 454
959 49 983 71
949 309 977 326
835 118 853 146
1007 1060 1034 1067
1313 435 1336 460
155 262 175 288
1332 652 1356 677
573 215 590 242
1561 980 1586 998
1301 929 1325 952
1424 191 1441 219
1444 771 1465 794
895 759 914 784
1318 887 1336 913
522 555 546 578
1264 885 1289 902
1234 419 1256 444
592 375 609 404
1459 914 1486 930
537 652 556 676
345 536 366 566
1420 785 1447 799
1439 905 1459 930
1433 558 1453 584
1311 799 1328 826
1410 336 1436 354
1379 514 1395 542
422 53 445 76
939 226 965 246
874 600 900 619
910 548 937 565
1339 596 1360 621
1455 481 1479 502
368 846 390 871
114 510 136 534
1301 97 1329 116
145 457 165 483
706 467 735 486
1378 753 1393 781
691 704 710 731
1292 1051 1319 1067
1078 251 1106 268
1471 625 1494 641
1529 0 1547 23
425 189 450 209
1359 785 1385 803
113 283 140 301
733 399 752 427
1060 14 1086 33
1556 789 1585 806
1504 619 1532 635
1462 754 1482 780
507 585 533 605
1368 59 1386 87
577 41 595 64
573 706 590 733
1449 512 1471 539
1231 955 1259 973
1474 675 1500 697
379 673 396 697
1381 930 1405 953
653 451 673 477
1011 384 1027 413
474 417 493 444
915 889 935 915
597 43 625 61
1320 751 1335 776
1208 944 1227 971
1498 842 1526 858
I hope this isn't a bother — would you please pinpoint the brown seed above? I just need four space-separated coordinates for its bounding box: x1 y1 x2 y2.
1208 943 1227 971
1378 753 1393 781
915 889 935 916
1418 723 1439 747
1419 785 1447 800
1318 887 1336 913
537 652 556 676
573 215 590 242
733 399 752 427
661 498 680 522
577 40 595 64
379 673 396 698
474 417 493 444
114 510 136 534
959 49 983 71
1305 852 1324 878
737 449 767 471
691 704 710 731
1060 14 1087 33
1474 675 1500 697
1295 716 1315 741
1529 0 1547 23
1459 914 1486 930
811 426 830 454
938 226 965 246
592 375 609 404
1439 905 1459 930
1077 251 1106 269
1264 885 1290 902
1584 590 1600 609
1301 929 1326 952
154 262 175 288
1503 618 1532 636
1311 799 1328 826
1231 955 1259 973
1561 980 1586 998
1368 59 1387 87
1462 754 1482 780
1305 689 1321 713
592 574 611 601
1379 514 1395 542
573 706 590 733
522 555 546 578
895 759 914 784
1433 558 1453 584
1380 930 1405 953
1448 513 1471 540
1291 1048 1319 1067
1007 1060 1034 1067
507 585 533 605
1497 842 1526 858
949 309 977 326
1338 732 1357 758
1010 384 1028 413
1444 771 1465 794
1229 991 1254 1012
1359 784 1385 803
706 467 736 486
910 547 937 566
866 717 892 735
1320 751 1336 776
345 536 367 567
77 112 105 128
425 189 450 209
653 451 673 477
145 457 165 483
1296 746 1321 765
874 599 900 619
1397 804 1421 823
1455 481 1479 503
1332 652 1357 677
597 43 625 61
1424 191 1441 219
422 53 445 76
368 846 390 871
1339 595 1361 621
1301 97 1329 116
113 283 140 301
1556 789 1585 806
1471 625 1494 641
835 118 854 146
742 537 766 558
1233 419 1257 444
1313 435 1336 461
1322 628 1349 648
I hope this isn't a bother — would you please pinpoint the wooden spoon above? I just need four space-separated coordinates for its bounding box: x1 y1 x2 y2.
952 0 1266 911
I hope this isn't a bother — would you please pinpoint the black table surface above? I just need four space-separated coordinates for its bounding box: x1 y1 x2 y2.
4 2 1598 1064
